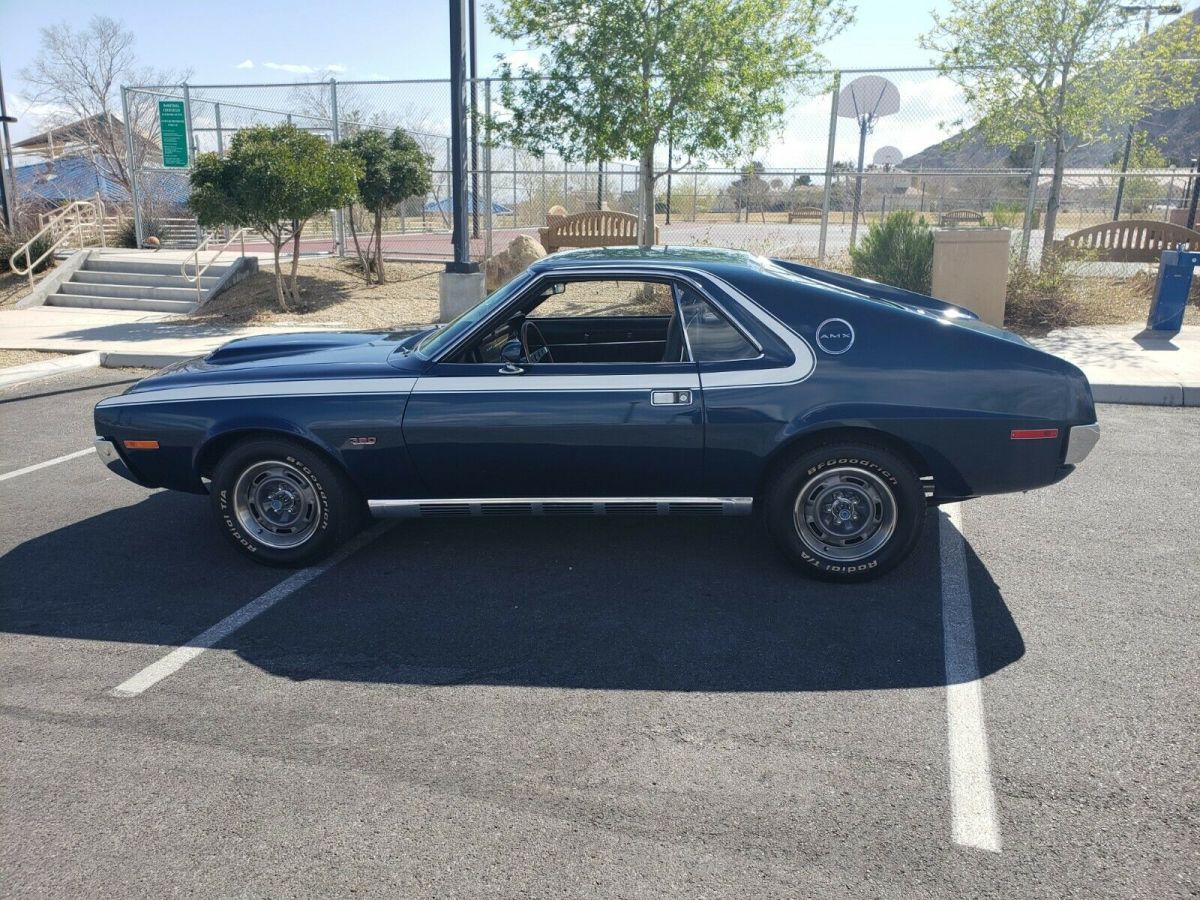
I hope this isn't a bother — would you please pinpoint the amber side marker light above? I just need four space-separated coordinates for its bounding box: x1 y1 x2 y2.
123 440 160 450
1010 429 1059 440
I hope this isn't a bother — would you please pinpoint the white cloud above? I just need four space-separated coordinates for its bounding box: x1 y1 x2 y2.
234 58 255 69
262 61 347 76
499 49 540 72
264 62 318 74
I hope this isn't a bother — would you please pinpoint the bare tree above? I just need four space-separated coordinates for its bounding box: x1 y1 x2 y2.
21 16 190 197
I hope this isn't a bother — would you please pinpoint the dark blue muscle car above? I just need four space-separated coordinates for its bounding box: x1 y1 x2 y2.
93 247 1099 581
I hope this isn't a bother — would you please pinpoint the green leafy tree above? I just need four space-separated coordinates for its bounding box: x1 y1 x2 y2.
849 211 934 294
922 1 1200 258
1111 131 1169 215
338 129 433 284
490 0 852 247
189 124 359 309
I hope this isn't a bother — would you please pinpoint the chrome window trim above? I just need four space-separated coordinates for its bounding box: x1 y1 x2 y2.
430 266 764 364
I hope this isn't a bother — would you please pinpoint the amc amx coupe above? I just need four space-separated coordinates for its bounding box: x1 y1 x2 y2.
94 247 1099 581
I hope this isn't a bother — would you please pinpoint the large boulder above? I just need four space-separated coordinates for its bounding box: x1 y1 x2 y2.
485 234 546 292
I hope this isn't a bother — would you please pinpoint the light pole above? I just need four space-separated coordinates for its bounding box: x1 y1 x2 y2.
0 59 17 232
1112 3 1182 221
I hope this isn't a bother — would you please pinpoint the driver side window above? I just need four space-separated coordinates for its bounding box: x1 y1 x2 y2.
450 276 688 366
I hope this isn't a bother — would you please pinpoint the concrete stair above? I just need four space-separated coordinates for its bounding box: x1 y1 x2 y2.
43 252 248 315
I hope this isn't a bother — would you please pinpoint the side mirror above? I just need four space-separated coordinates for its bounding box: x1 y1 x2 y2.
499 339 524 374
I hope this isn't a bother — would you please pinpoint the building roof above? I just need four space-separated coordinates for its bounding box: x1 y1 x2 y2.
13 156 189 207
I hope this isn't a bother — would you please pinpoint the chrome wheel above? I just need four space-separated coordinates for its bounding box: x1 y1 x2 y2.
793 466 897 563
232 459 323 550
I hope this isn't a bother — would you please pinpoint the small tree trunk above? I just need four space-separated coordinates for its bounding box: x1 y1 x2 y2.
374 209 387 284
348 203 370 283
1041 131 1067 264
272 241 290 312
288 227 303 303
639 146 656 249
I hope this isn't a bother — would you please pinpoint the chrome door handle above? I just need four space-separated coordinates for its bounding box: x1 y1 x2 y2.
650 390 693 406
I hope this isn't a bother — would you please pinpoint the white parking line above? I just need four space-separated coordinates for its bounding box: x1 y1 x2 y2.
0 448 93 483
939 503 1002 853
111 522 391 697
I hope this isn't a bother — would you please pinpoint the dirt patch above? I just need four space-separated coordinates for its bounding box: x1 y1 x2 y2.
192 257 444 329
0 349 70 368
0 270 36 310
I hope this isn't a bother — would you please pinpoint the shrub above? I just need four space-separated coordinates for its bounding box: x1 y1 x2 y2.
0 232 55 275
849 211 934 294
1004 256 1081 332
115 217 164 248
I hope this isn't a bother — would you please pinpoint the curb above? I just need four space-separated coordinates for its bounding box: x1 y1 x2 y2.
101 352 194 369
0 351 104 389
1092 383 1199 407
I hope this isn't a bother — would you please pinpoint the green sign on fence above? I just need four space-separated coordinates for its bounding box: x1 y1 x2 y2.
158 100 189 168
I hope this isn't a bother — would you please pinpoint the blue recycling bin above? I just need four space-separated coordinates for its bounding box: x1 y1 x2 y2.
1147 249 1200 334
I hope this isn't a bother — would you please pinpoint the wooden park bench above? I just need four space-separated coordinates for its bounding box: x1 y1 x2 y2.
938 209 986 227
1051 219 1200 264
787 206 823 224
538 210 656 252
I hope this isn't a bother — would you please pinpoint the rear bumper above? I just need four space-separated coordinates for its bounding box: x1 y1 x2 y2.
1064 422 1100 466
94 438 143 485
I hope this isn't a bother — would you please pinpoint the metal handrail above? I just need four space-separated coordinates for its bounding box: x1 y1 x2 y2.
10 200 105 287
182 227 248 305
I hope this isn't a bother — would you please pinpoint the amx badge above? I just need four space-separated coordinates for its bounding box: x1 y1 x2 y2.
816 318 855 355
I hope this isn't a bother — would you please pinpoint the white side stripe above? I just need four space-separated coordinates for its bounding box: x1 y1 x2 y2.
0 448 93 482
411 373 700 393
96 377 418 407
940 503 1002 853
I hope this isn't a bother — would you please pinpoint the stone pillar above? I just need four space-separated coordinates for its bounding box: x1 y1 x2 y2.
931 228 1011 327
439 270 486 321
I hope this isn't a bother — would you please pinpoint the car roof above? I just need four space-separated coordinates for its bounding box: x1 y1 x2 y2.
529 245 770 277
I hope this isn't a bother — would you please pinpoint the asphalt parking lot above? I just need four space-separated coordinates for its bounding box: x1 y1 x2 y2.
1 368 1197 897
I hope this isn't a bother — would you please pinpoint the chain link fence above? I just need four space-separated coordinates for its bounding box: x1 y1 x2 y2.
118 71 1198 264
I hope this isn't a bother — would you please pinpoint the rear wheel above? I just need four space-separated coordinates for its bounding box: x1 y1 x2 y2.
765 442 925 582
210 437 362 567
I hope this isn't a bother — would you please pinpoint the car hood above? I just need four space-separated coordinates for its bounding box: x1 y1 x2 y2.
118 328 435 396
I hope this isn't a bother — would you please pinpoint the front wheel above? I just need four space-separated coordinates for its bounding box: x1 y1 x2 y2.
765 442 925 582
210 437 362 567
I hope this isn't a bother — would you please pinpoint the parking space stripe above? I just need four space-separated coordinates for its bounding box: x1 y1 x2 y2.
0 448 93 483
939 504 1002 853
111 522 392 697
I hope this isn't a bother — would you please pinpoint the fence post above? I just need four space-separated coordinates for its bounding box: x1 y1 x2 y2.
181 83 200 245
329 77 345 257
483 79 493 259
818 71 840 264
1019 142 1043 266
121 86 145 248
692 171 698 221
513 146 519 226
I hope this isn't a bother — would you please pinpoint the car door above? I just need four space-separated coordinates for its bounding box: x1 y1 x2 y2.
401 274 704 499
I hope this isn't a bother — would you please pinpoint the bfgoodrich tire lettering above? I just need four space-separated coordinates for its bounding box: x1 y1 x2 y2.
210 437 362 567
765 442 925 582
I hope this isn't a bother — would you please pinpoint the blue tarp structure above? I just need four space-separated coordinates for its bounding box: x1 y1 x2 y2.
423 196 512 215
12 156 190 209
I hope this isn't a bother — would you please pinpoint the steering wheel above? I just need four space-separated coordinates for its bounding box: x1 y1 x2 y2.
519 319 554 364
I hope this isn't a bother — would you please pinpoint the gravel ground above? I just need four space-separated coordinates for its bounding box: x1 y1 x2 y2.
0 349 70 369
192 257 445 329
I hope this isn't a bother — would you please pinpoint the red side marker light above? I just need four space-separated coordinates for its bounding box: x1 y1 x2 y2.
1010 429 1059 441
123 439 160 450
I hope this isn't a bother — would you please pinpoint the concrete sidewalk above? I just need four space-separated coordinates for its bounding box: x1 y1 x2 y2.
1030 324 1199 407
0 305 340 367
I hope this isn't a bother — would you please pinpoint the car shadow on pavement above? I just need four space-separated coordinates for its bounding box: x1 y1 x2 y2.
1 493 1025 693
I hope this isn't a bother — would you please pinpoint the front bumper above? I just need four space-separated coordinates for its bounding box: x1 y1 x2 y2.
1064 422 1100 466
94 437 142 485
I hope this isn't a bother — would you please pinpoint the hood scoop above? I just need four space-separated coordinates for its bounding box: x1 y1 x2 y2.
206 332 381 365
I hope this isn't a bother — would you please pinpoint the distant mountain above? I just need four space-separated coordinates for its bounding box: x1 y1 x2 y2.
902 10 1199 171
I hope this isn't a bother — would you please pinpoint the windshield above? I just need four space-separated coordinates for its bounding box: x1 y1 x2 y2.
415 270 536 358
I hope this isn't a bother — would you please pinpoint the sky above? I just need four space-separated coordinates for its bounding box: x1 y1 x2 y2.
1 0 1195 166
